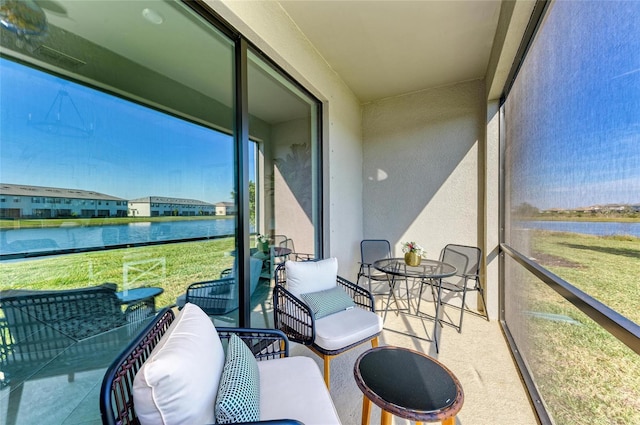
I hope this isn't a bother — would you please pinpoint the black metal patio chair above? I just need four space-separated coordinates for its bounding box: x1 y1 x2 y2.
434 244 488 332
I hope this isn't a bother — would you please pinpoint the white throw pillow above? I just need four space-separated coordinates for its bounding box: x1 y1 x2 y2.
285 257 338 300
133 303 225 425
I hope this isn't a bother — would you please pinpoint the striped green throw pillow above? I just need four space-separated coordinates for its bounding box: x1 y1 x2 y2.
302 286 356 319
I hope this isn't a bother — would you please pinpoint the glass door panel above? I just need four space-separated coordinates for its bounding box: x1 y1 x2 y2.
0 4 238 416
247 50 321 327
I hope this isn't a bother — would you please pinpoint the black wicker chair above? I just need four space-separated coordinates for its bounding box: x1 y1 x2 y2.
178 256 266 316
272 262 382 389
0 284 155 425
100 307 303 425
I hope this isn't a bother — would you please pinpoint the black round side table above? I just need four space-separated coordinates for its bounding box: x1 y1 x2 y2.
353 346 464 425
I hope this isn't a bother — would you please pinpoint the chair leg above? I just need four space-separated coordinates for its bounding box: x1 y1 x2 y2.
323 354 332 389
6 383 23 425
477 286 489 321
371 336 379 348
458 289 467 333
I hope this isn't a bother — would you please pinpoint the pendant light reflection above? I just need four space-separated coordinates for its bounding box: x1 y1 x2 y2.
29 87 94 138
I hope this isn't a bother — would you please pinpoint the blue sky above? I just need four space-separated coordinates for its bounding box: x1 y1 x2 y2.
1 1 639 211
509 1 640 210
0 58 249 204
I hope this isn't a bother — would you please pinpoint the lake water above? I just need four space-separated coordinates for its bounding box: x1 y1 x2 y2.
517 221 640 238
2 218 637 257
0 219 237 255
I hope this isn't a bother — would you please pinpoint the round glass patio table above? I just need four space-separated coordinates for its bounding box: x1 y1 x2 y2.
373 258 456 353
354 346 464 425
373 258 456 282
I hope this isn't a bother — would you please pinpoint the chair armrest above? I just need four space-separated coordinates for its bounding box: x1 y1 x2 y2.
337 275 376 312
217 327 289 360
272 284 314 346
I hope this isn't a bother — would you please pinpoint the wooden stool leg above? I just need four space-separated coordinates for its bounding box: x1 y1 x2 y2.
380 409 392 425
361 395 371 425
371 336 379 348
442 417 455 425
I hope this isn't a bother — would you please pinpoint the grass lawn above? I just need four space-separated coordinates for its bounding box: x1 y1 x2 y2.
0 215 231 229
0 237 237 309
526 231 640 425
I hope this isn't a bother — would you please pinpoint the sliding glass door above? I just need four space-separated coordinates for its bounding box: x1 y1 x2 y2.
0 2 321 423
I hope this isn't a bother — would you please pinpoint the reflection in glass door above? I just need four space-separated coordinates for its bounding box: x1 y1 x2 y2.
247 50 321 327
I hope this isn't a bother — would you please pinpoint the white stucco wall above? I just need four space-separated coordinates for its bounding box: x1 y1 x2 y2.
206 0 364 277
362 79 488 314
362 80 485 256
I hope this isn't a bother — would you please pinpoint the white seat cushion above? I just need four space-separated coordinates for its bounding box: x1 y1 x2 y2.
133 303 225 425
258 357 341 425
313 307 382 352
285 257 338 299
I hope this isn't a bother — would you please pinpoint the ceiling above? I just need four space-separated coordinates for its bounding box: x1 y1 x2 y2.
278 0 503 102
1 0 504 123
42 0 504 105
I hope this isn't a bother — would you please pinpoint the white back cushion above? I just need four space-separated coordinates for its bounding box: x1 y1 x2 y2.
133 303 225 425
285 258 338 300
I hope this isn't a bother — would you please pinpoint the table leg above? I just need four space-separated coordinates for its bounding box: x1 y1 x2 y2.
434 278 444 353
361 395 371 425
382 275 399 321
380 409 392 425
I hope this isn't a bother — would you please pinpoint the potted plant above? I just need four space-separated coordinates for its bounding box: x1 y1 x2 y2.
401 241 425 266
256 234 270 253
